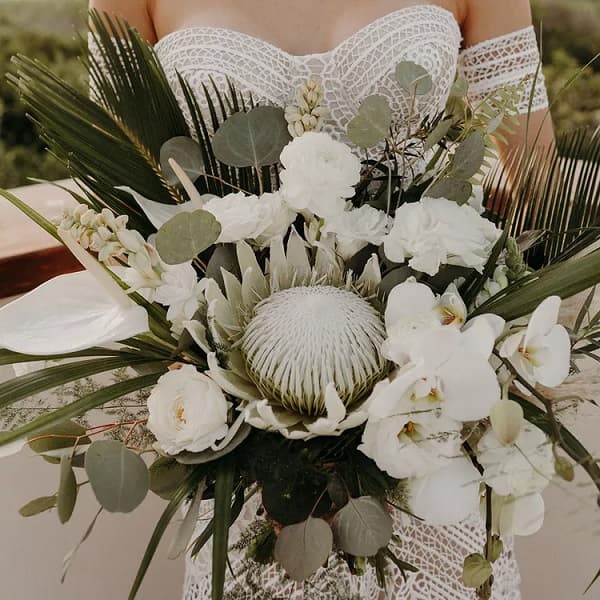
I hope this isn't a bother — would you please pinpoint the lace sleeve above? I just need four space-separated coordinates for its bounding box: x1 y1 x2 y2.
459 26 549 114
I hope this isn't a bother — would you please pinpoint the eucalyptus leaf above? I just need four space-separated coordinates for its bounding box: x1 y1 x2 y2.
426 177 473 205
331 496 393 557
168 479 206 559
149 456 191 500
156 209 221 265
160 136 205 185
274 517 333 581
451 133 486 180
347 95 392 148
85 441 149 513
395 61 433 96
19 495 57 517
462 553 493 588
424 118 454 151
213 106 291 168
58 455 78 524
28 420 90 455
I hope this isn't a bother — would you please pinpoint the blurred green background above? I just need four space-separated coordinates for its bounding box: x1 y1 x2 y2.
0 0 598 188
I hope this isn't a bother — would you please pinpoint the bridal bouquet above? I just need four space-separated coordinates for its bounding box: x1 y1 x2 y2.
1 13 599 600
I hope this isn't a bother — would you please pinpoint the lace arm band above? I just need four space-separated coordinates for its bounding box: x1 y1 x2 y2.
459 25 549 114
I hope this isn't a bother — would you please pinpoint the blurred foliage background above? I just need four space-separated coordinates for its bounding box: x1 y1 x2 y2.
0 0 598 188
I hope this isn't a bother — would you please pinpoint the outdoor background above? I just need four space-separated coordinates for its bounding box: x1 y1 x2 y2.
0 2 599 600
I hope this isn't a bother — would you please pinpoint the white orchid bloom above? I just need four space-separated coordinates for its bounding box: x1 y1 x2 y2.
0 231 149 355
409 455 482 525
0 437 27 458
499 296 571 390
383 281 467 365
482 491 546 537
477 422 554 497
359 378 462 479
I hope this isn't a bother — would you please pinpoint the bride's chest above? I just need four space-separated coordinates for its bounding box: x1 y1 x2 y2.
154 5 462 139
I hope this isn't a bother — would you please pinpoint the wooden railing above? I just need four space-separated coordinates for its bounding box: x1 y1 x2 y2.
0 181 81 299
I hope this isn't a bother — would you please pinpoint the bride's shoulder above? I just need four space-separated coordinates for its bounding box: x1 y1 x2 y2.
461 0 536 46
88 0 158 43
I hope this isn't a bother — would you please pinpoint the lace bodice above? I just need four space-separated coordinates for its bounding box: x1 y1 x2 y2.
154 4 548 146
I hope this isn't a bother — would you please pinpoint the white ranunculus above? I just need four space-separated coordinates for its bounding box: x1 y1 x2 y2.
359 378 463 479
383 281 467 365
279 132 361 218
147 365 231 455
321 205 391 260
499 296 571 390
409 456 482 525
477 422 554 497
153 263 207 330
383 197 501 276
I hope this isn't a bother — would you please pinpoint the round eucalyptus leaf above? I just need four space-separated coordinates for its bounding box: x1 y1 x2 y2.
462 553 493 588
426 177 473 205
274 517 333 581
58 455 78 524
28 420 90 455
347 95 393 148
149 457 191 500
85 440 149 513
395 61 433 96
424 118 454 151
19 495 57 517
213 106 291 168
156 209 222 265
160 136 205 186
331 496 393 557
451 132 486 180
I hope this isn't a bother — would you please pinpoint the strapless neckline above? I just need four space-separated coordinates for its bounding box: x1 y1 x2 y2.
153 4 459 59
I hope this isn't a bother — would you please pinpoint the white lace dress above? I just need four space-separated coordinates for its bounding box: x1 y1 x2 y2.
150 5 549 599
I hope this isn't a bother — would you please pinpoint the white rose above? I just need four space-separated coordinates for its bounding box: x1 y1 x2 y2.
147 365 230 455
253 191 296 248
203 191 295 246
322 204 391 260
279 131 361 218
383 197 501 276
203 192 265 243
477 422 554 496
153 262 207 331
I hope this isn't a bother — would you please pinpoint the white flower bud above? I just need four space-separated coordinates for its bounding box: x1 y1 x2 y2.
490 399 524 445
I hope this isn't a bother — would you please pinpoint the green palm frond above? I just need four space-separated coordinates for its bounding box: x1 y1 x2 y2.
485 127 600 265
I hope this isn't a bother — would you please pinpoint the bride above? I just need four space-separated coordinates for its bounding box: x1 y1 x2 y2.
89 1 554 598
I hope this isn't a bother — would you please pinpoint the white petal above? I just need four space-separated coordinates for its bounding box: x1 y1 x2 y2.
409 456 482 525
118 186 188 229
0 436 27 458
211 411 246 451
509 493 545 536
499 332 523 359
465 314 505 342
168 159 215 207
356 255 382 295
524 296 561 348
385 281 436 330
323 383 346 423
460 316 497 359
286 228 312 284
534 325 571 387
0 270 149 355
207 353 261 402
182 320 211 353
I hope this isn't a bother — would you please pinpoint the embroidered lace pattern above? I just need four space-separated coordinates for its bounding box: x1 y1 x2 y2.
459 26 549 114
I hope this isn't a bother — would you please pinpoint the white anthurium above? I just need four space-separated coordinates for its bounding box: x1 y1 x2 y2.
119 184 215 230
0 437 27 458
0 231 149 355
499 296 571 391
383 281 467 365
359 377 463 479
477 422 554 497
409 455 482 525
483 491 546 537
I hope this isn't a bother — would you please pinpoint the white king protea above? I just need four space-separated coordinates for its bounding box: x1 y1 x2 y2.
184 228 388 439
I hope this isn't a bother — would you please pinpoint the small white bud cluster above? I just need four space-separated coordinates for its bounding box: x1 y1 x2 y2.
284 79 328 138
57 203 164 290
473 264 509 309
